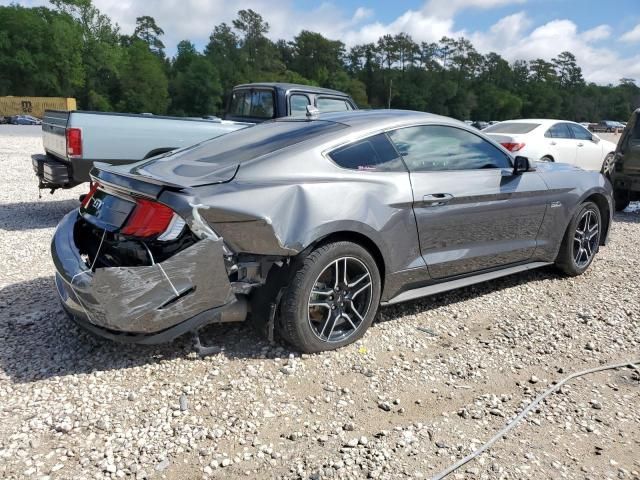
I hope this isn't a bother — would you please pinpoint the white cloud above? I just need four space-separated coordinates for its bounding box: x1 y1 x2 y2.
621 23 640 43
423 0 526 18
470 14 640 84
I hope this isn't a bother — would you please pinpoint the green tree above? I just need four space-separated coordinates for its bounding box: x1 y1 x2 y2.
169 40 222 116
117 40 168 114
133 16 165 57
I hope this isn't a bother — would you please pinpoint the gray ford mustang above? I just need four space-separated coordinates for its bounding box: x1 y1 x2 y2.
52 110 613 352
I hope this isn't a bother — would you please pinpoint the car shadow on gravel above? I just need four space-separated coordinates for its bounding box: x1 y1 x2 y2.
0 276 280 384
0 199 79 231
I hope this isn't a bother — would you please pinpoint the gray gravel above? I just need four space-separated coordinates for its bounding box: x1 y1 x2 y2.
0 126 638 480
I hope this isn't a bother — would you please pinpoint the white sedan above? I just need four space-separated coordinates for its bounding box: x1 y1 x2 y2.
483 119 617 175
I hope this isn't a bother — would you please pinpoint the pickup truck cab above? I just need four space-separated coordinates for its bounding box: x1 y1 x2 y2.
611 108 640 211
32 83 357 192
225 83 356 123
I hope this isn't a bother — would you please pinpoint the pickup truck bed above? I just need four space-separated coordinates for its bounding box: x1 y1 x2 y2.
33 110 248 191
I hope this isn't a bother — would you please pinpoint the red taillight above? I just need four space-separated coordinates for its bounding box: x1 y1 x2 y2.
66 128 82 158
80 182 100 209
501 142 525 152
121 199 174 237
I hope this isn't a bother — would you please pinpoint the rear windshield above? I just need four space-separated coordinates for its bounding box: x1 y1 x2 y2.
483 122 540 134
228 89 275 119
143 120 348 170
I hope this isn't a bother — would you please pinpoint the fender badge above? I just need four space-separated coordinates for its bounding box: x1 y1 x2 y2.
550 201 562 208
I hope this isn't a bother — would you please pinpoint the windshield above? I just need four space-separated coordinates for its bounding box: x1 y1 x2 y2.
483 122 540 134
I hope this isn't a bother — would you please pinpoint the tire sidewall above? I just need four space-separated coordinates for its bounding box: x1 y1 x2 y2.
565 202 601 274
282 242 381 353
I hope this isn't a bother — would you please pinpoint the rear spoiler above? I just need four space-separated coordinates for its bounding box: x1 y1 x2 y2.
90 163 187 199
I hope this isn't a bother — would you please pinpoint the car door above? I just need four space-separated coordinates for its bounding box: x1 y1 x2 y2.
387 124 549 279
567 123 603 171
544 122 577 164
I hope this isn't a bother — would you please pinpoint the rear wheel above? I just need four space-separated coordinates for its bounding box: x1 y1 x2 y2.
555 201 601 276
541 155 554 162
278 241 381 353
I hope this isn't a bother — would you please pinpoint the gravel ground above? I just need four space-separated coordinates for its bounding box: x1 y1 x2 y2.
0 126 638 480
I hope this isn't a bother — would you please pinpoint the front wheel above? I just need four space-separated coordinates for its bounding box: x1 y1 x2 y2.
278 241 381 353
555 201 601 276
540 155 554 162
601 153 615 178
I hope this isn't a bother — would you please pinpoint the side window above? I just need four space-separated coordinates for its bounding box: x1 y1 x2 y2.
567 123 593 141
289 94 310 116
249 90 275 119
545 123 572 138
317 97 352 113
329 133 405 172
387 125 512 172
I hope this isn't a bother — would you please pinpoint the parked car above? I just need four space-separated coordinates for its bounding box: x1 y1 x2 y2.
32 83 358 192
51 109 613 352
590 120 622 133
11 114 41 125
611 108 640 211
483 119 617 174
0 115 9 124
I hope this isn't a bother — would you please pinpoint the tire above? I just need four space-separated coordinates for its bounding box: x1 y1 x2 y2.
278 241 381 353
555 201 601 276
614 189 631 212
541 155 554 162
601 153 615 179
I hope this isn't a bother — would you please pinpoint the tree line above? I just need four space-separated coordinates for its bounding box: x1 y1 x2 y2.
1 0 639 121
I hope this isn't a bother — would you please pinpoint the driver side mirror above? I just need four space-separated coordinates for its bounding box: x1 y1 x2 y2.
513 156 532 175
591 135 600 144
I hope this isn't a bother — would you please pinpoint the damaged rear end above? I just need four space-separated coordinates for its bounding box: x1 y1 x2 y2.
52 165 248 344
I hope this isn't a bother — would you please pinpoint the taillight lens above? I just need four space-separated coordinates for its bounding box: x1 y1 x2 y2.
121 198 175 238
80 182 100 209
66 128 82 158
501 142 525 152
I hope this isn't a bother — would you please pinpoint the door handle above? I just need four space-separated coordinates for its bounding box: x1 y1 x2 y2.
550 141 557 146
577 143 584 147
422 193 453 206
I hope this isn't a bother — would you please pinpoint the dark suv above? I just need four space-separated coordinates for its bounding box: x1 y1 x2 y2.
612 109 640 211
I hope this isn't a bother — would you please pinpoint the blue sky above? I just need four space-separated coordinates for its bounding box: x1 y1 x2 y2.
5 0 640 84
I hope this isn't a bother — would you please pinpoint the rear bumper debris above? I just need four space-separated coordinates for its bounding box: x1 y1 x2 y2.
52 211 246 343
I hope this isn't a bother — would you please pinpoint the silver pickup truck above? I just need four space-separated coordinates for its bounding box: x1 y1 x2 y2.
31 111 247 192
31 82 357 192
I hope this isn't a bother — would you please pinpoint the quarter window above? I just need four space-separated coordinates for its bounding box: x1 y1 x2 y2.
387 125 512 172
290 94 310 116
317 97 352 112
545 123 572 139
329 134 405 172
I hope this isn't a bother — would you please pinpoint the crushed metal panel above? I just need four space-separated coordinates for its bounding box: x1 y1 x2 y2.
82 238 233 333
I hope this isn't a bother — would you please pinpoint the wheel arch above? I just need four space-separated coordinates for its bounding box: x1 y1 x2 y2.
309 230 387 287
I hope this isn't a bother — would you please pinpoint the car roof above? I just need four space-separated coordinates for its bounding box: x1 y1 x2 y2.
233 83 351 97
283 109 463 132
